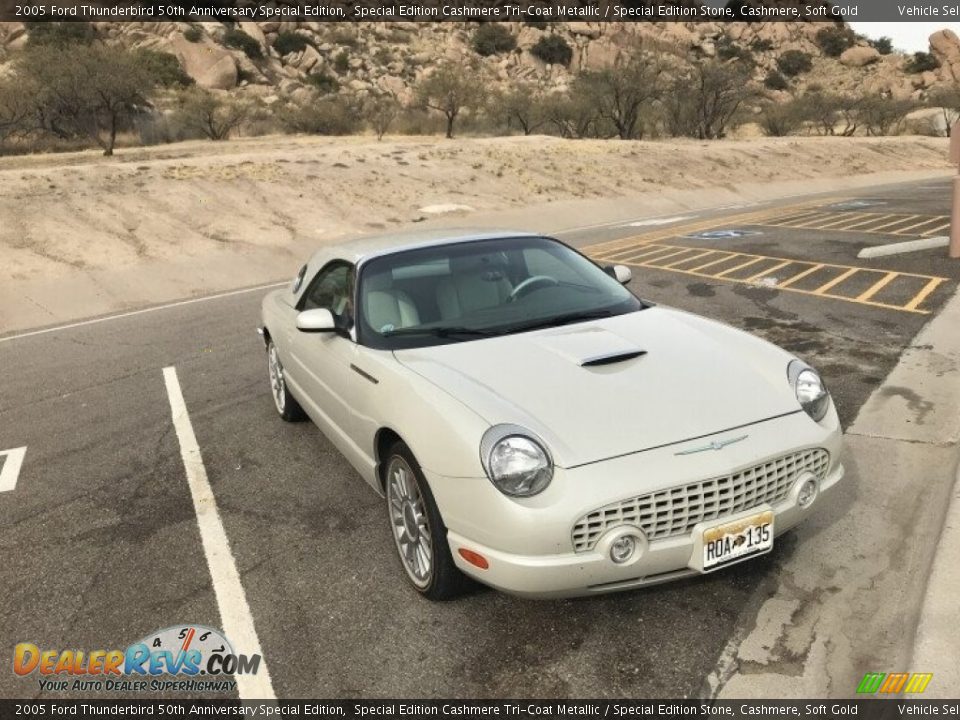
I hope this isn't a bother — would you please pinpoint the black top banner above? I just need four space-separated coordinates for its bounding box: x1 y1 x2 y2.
2 699 959 718
3 0 960 23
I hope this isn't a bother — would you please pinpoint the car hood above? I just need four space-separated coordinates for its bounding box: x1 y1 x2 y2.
394 307 801 467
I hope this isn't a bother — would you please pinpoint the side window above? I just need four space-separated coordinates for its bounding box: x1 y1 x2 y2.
300 262 354 320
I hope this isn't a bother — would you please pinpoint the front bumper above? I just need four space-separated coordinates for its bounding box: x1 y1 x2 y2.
446 462 841 598
429 409 844 599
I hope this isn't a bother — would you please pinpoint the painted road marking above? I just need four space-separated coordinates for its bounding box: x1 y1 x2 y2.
754 210 952 238
163 367 276 701
591 243 949 314
0 282 289 345
0 446 26 493
624 216 694 227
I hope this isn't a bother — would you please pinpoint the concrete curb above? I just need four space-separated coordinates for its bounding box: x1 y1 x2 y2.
910 451 960 697
857 236 949 259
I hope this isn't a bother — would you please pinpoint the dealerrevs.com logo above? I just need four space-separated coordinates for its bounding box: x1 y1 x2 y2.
13 624 261 693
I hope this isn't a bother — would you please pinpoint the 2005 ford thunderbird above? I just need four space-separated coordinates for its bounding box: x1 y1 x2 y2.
259 230 843 600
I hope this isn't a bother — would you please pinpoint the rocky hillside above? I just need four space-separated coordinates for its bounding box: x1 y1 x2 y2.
1 20 959 107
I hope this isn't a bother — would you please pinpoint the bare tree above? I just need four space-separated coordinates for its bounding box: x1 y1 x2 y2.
363 92 400 141
16 44 156 155
0 75 37 148
758 100 804 137
576 56 665 140
416 63 485 139
667 61 756 140
541 92 601 139
927 85 960 136
175 88 254 141
494 83 547 136
860 94 916 136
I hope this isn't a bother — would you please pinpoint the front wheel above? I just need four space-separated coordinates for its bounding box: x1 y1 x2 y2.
267 339 305 422
384 442 469 600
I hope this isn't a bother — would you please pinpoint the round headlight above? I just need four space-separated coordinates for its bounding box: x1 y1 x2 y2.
481 426 553 497
788 361 830 422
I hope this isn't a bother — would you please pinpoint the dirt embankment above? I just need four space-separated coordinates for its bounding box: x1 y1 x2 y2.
0 134 952 334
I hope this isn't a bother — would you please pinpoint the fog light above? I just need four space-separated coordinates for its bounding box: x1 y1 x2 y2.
797 477 819 508
610 535 637 564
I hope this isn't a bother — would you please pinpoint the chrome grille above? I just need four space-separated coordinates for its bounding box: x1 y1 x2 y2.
572 448 830 553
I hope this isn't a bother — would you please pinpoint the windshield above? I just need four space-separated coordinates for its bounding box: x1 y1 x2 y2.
357 236 644 350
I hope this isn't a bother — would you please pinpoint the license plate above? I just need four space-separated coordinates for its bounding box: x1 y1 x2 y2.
701 510 774 571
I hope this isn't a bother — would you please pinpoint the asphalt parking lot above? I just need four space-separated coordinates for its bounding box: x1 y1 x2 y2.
0 177 957 700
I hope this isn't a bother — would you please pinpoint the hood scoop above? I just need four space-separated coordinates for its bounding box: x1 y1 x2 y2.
530 326 647 368
581 350 647 367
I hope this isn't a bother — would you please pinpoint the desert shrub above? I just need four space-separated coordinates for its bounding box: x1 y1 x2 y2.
333 50 350 73
905 52 940 74
472 24 517 57
172 87 259 140
870 36 894 55
815 26 855 57
927 86 960 137
273 31 309 56
331 28 360 47
306 72 340 94
183 25 202 43
716 37 754 64
763 70 789 91
136 49 193 87
665 61 756 140
363 93 401 140
759 101 804 136
278 96 362 135
575 56 665 140
223 28 262 59
777 50 813 77
860 95 917 135
25 21 96 47
749 37 775 52
491 84 547 135
530 35 573 66
540 92 603 139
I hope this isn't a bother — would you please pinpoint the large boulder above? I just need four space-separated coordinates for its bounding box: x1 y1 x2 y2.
840 45 881 67
930 28 960 82
167 36 238 89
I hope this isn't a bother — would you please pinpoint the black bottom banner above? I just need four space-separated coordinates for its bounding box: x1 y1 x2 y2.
1 699 957 719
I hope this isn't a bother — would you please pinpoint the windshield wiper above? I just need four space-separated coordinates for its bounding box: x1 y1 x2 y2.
382 326 500 338
504 309 613 335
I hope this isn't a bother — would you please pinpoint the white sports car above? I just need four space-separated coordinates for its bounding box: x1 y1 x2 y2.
259 229 843 600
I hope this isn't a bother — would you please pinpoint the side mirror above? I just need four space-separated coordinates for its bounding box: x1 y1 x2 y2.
296 308 337 333
605 264 632 285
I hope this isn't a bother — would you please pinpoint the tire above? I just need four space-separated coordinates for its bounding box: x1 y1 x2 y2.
384 441 469 600
266 339 306 422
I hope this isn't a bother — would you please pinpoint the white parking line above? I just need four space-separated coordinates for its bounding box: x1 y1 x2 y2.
162 366 276 700
0 446 27 493
0 282 289 345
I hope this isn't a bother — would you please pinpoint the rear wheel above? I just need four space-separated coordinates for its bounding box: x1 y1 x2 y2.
384 442 468 600
267 339 305 422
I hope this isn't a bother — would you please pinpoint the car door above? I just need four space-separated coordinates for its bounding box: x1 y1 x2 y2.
288 261 365 456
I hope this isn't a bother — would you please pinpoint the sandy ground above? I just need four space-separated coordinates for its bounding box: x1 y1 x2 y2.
0 133 952 333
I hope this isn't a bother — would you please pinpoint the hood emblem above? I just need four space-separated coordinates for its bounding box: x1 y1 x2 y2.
675 434 748 456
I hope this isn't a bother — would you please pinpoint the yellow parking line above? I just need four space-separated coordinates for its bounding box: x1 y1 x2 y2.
921 221 952 236
689 253 741 273
812 268 860 295
664 249 716 268
776 264 825 289
787 212 849 229
622 246 685 264
604 244 671 261
841 214 900 231
644 248 701 265
745 260 793 283
807 212 876 230
762 210 829 226
856 272 899 302
904 277 947 312
893 216 950 235
868 215 922 233
715 257 765 278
